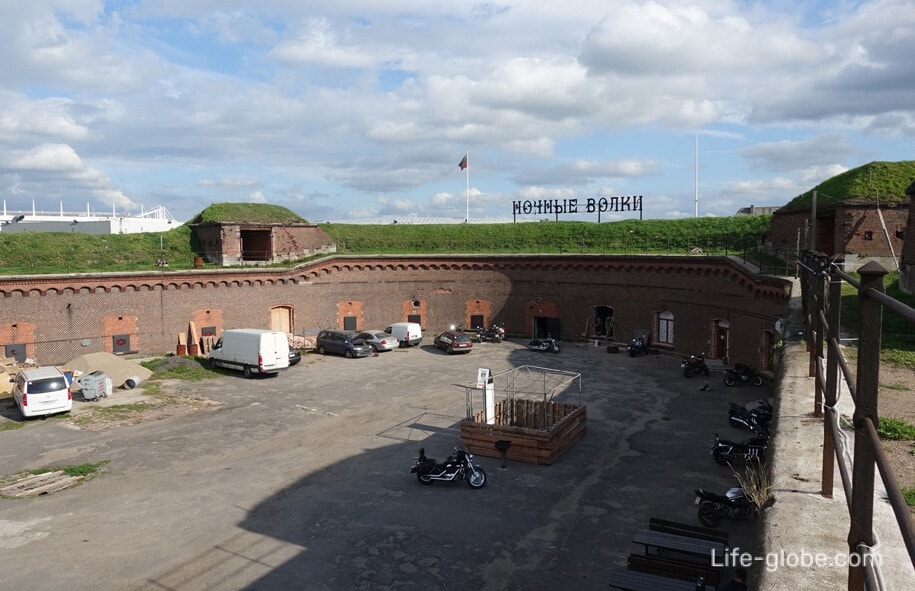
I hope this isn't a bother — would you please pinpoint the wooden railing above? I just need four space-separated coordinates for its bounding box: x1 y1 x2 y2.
799 251 915 590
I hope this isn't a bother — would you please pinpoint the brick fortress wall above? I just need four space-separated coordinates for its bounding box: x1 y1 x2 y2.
0 255 790 368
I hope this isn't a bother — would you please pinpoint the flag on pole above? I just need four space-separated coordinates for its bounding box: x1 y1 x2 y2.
459 154 468 170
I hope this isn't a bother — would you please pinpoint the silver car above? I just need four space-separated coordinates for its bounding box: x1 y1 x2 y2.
358 330 400 352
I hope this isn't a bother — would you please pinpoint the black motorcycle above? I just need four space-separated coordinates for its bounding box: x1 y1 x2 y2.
681 354 710 377
723 364 764 387
527 337 560 353
695 485 757 527
728 399 773 433
711 428 767 465
627 335 651 357
411 445 487 489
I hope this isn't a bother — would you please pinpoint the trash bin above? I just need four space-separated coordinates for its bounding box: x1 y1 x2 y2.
77 370 109 401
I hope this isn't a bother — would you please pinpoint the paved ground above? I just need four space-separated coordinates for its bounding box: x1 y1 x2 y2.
0 340 768 590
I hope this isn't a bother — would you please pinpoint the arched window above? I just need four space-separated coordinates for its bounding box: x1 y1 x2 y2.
657 311 674 344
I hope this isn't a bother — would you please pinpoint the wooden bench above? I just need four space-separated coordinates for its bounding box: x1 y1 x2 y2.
648 517 730 546
609 568 716 591
627 553 721 587
632 529 727 560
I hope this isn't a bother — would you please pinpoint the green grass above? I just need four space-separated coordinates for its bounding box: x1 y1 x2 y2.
779 161 915 213
903 487 915 507
0 215 781 275
28 461 108 478
0 224 196 273
0 421 26 433
140 356 216 381
881 382 912 392
189 203 307 224
323 216 774 257
877 417 915 440
840 271 915 369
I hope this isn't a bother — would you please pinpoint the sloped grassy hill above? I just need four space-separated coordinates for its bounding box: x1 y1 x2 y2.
188 203 308 224
778 161 915 214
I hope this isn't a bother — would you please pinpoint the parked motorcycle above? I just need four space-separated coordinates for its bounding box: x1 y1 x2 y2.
723 364 764 387
681 354 710 377
411 445 487 489
479 323 505 343
711 428 767 465
527 337 560 353
627 334 651 357
728 399 773 433
694 485 757 527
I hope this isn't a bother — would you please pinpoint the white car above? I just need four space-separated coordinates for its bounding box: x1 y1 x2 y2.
357 331 401 352
12 367 72 418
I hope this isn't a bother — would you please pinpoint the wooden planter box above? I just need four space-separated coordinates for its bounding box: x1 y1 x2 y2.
460 399 587 465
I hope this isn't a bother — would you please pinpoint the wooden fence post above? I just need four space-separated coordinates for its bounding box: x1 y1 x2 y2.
847 261 886 590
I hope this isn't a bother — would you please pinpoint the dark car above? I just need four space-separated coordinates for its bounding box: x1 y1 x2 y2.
316 330 373 358
433 331 474 354
288 349 302 366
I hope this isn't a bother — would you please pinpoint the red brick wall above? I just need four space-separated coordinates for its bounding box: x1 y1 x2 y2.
766 211 809 252
0 255 790 368
767 205 908 264
194 223 336 265
837 206 907 257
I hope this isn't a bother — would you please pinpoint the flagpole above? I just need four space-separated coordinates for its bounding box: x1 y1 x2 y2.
694 129 699 218
465 151 470 223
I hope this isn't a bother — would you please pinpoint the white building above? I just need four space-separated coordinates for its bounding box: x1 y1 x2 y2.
1 202 180 234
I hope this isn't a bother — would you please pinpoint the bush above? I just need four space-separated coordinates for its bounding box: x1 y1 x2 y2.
877 417 915 440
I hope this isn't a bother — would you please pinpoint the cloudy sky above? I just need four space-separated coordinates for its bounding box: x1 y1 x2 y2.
1 1 913 224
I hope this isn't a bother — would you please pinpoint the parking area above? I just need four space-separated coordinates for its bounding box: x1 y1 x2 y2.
0 339 769 590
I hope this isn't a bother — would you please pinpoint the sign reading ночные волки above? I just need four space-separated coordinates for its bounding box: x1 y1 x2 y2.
512 196 643 221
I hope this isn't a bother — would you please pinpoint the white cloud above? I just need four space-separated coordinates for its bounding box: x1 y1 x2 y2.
9 143 84 171
0 1 911 222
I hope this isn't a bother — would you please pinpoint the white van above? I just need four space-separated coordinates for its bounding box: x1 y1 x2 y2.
12 367 72 418
209 329 290 378
383 322 423 347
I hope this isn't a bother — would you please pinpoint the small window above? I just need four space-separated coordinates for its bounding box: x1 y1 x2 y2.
863 231 874 240
896 229 905 240
657 311 674 345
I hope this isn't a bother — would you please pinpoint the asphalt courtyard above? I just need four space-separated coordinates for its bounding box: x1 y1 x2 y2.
0 340 769 591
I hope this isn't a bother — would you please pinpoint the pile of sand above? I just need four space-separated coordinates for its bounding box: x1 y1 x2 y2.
63 352 153 390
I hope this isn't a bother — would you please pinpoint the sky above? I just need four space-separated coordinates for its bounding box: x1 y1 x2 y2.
1 1 913 224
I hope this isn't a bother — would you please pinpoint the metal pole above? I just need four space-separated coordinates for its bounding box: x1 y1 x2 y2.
810 190 817 251
821 270 842 497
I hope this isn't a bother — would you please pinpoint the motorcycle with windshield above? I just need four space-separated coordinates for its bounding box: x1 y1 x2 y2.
627 334 651 357
479 323 505 343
